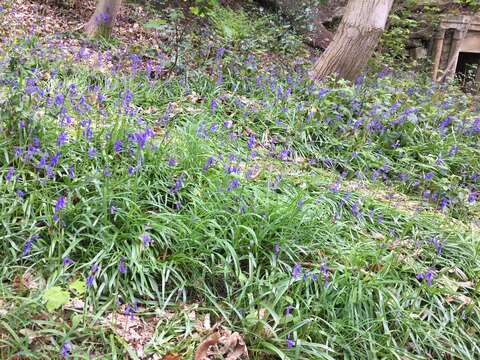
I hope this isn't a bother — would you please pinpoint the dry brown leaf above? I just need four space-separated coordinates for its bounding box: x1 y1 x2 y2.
104 305 157 359
64 299 85 310
19 328 48 345
162 353 182 360
12 271 42 292
194 333 221 360
186 92 202 103
220 332 248 360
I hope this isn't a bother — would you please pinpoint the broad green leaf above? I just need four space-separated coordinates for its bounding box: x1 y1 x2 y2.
43 286 70 312
143 19 167 30
69 279 86 295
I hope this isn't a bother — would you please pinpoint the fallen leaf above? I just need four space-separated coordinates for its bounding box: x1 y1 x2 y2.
194 333 220 360
162 353 182 360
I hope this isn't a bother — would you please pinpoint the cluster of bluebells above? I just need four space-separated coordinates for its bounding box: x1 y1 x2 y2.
416 269 434 287
1 29 479 357
291 262 329 288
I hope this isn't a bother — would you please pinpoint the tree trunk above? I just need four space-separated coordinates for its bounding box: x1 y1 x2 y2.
85 0 122 38
311 0 394 82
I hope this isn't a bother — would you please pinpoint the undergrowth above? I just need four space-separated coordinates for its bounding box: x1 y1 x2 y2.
0 3 479 360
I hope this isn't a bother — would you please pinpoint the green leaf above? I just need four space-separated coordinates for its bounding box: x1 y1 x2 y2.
144 19 167 30
69 279 86 295
43 286 70 312
189 6 203 17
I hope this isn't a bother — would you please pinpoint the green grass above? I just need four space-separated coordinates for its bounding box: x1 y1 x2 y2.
0 9 480 360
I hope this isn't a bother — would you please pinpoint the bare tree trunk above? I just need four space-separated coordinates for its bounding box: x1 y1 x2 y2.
85 0 122 38
311 0 394 82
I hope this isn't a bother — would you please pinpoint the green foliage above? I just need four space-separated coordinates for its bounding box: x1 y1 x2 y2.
1 4 480 359
455 0 480 10
378 13 417 65
206 4 302 54
68 279 86 296
43 287 70 312
143 18 168 30
189 0 218 17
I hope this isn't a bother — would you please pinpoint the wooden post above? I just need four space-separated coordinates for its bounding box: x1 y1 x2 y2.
446 30 464 79
432 29 445 82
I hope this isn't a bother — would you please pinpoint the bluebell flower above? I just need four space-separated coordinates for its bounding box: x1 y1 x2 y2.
273 242 279 257
467 192 477 204
63 257 73 266
292 263 301 279
210 99 217 113
425 270 434 286
54 196 65 214
202 156 215 172
286 334 294 349
113 139 122 154
226 178 239 192
56 132 67 147
6 167 14 181
68 165 74 179
60 341 71 359
50 152 61 167
439 197 448 210
140 233 151 246
118 257 126 274
21 235 38 256
16 189 25 198
88 147 97 160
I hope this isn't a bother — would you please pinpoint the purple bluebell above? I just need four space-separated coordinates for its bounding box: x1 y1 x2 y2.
54 195 65 214
63 257 73 266
292 263 301 279
468 192 477 203
273 242 279 257
60 342 71 359
113 139 122 154
210 99 217 113
286 334 294 349
68 165 74 179
439 197 448 210
226 178 239 192
118 257 126 274
50 152 61 167
320 263 329 288
351 203 360 217
6 167 14 181
88 147 97 160
56 132 67 147
202 156 215 172
21 235 38 256
140 233 151 246
425 270 434 286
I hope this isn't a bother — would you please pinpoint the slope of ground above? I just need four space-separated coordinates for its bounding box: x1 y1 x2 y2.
0 1 479 360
